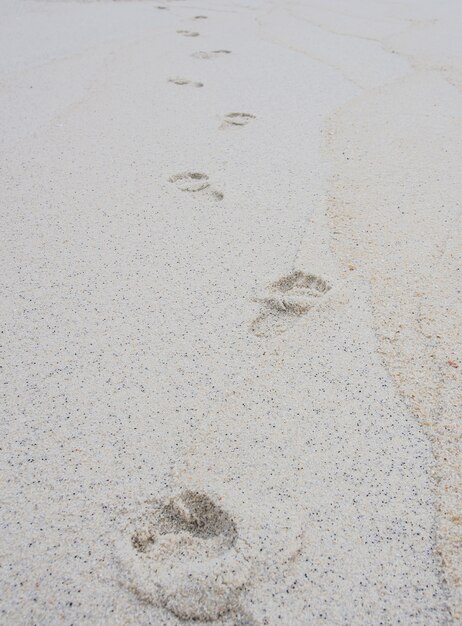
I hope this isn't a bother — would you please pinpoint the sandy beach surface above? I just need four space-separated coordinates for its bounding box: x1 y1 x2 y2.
1 0 461 624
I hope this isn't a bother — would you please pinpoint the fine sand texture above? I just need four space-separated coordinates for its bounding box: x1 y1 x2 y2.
1 0 461 624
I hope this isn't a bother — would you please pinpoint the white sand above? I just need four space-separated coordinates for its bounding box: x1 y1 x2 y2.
1 0 461 624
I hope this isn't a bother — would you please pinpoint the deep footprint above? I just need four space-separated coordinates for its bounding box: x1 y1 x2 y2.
251 271 331 336
192 50 232 60
177 29 200 37
168 77 203 88
169 172 223 200
223 112 256 127
118 491 251 621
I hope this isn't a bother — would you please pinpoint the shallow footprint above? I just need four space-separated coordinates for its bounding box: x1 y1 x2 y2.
222 112 256 127
192 50 232 60
117 491 251 621
168 77 203 88
177 29 200 37
251 271 332 337
169 172 209 192
193 15 208 19
169 172 223 200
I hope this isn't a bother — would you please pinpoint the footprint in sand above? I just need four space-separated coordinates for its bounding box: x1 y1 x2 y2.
192 50 231 60
251 271 332 337
193 15 208 20
117 491 251 621
168 77 203 88
222 112 256 128
177 29 200 37
169 172 224 200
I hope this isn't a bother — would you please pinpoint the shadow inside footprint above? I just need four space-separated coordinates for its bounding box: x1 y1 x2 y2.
177 29 200 37
251 271 332 337
118 491 251 621
168 77 203 88
132 491 237 550
223 112 256 127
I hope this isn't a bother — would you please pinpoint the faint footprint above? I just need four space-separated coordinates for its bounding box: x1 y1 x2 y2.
193 15 208 19
192 50 232 60
177 29 200 37
169 172 209 192
251 271 331 337
169 172 223 200
222 112 256 128
168 77 203 88
117 491 251 621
